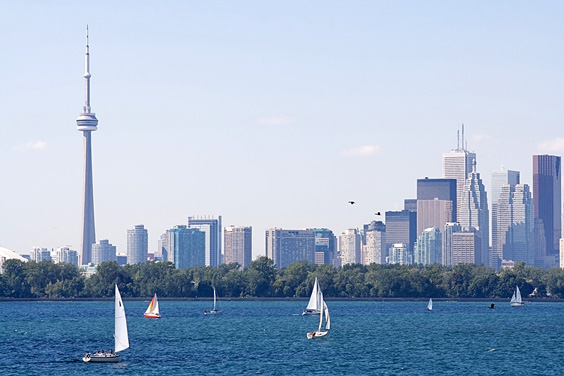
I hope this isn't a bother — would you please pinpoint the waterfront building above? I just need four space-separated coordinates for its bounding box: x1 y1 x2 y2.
52 246 79 267
188 216 222 267
127 224 148 265
30 247 51 262
224 226 252 268
491 168 520 269
414 227 442 265
77 27 99 266
308 228 337 265
91 239 116 265
265 228 316 268
385 210 417 254
362 221 386 265
339 229 361 266
389 243 412 265
443 222 462 267
458 159 489 266
533 155 562 256
451 230 481 265
497 184 534 267
161 225 205 269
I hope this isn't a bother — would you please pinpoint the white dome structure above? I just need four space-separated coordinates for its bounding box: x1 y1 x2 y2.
0 247 27 262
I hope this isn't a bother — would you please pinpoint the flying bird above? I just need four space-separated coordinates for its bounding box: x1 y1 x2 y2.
375 212 381 216
348 201 355 205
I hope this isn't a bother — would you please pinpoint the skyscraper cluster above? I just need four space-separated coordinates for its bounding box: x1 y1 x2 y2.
70 32 561 272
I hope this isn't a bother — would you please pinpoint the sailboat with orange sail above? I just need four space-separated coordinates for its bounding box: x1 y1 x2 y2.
144 293 161 318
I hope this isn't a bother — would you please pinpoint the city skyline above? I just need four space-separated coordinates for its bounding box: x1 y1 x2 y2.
1 3 564 260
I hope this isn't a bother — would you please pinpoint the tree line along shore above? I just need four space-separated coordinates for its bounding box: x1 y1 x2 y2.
2 257 564 300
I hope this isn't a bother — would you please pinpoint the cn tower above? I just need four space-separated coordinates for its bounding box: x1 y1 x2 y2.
76 26 98 265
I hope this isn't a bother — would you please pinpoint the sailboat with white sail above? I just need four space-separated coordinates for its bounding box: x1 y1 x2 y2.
144 293 161 318
303 277 322 315
307 291 330 339
510 285 524 307
427 298 433 311
83 284 130 363
204 287 222 315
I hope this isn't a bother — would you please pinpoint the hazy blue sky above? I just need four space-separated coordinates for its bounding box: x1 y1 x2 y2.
1 1 563 260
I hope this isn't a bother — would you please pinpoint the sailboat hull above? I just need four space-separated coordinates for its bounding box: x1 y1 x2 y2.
82 353 120 363
302 309 320 316
307 331 328 339
144 313 161 318
204 309 222 315
511 302 524 307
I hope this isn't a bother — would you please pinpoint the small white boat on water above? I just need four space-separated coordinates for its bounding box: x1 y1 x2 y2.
307 290 330 339
303 277 322 315
83 284 130 363
204 287 222 315
427 298 433 311
144 293 161 318
510 285 524 307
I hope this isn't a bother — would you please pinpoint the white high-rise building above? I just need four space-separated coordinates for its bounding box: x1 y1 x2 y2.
339 229 361 265
497 184 534 266
188 216 222 266
458 159 489 266
224 226 252 268
491 168 520 269
415 227 442 265
52 246 79 267
91 239 116 265
442 125 476 222
362 222 386 265
127 225 148 265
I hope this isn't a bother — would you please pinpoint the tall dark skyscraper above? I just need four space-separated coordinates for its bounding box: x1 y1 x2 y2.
385 210 417 253
533 155 562 256
417 178 457 220
76 26 98 265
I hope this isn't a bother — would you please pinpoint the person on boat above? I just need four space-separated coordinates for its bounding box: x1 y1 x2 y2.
109 349 114 354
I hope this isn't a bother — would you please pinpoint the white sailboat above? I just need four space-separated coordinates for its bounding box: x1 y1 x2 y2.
510 285 524 307
302 277 322 315
307 292 330 339
427 298 433 311
144 293 161 318
83 284 130 363
204 287 222 315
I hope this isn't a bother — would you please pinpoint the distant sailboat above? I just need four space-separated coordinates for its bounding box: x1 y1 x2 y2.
303 277 322 315
426 298 433 311
83 284 129 363
144 293 161 318
510 285 524 307
204 287 222 315
307 291 330 339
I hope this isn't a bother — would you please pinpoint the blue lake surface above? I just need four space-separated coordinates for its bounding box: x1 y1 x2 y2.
0 299 563 375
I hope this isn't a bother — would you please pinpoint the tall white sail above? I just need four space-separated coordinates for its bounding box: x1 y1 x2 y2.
324 301 330 330
114 285 129 353
306 277 320 311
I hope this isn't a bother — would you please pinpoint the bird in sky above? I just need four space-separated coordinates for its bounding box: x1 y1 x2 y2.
375 212 381 216
348 201 355 205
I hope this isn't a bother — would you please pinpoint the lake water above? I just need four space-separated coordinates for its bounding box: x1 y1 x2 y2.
0 299 563 375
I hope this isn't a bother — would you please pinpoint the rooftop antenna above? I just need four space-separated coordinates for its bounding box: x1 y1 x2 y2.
462 123 465 151
457 128 460 151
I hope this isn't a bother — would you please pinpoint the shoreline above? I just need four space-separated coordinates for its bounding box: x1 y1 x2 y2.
1 297 563 302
